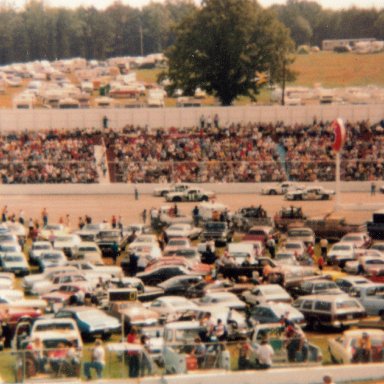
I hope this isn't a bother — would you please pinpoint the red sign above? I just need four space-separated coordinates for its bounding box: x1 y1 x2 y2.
332 118 346 152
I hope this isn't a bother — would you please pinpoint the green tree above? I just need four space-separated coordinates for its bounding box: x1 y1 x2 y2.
165 0 295 105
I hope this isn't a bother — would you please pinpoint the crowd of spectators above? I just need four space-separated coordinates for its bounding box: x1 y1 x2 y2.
104 123 285 183
0 129 101 184
0 119 382 184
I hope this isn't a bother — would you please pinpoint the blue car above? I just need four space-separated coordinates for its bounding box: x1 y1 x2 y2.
55 306 120 341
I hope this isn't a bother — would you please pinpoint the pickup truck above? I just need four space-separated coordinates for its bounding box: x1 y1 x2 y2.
305 216 366 241
232 206 272 231
274 207 306 231
350 284 384 319
367 209 384 240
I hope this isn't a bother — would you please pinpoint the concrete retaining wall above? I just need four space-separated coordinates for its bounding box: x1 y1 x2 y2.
0 181 377 196
0 104 383 131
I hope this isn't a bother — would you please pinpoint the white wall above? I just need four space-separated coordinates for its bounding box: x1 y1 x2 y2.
1 104 383 131
0 181 377 195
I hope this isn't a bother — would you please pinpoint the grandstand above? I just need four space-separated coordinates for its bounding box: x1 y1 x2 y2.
0 117 383 185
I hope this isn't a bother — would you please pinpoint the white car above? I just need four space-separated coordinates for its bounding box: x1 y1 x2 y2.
29 241 53 264
328 329 384 364
127 234 159 252
22 266 78 294
32 272 94 296
0 242 22 262
282 240 306 258
153 183 192 197
39 223 70 241
195 291 246 311
274 251 299 266
335 276 373 293
165 188 215 203
165 223 202 240
285 186 335 201
73 242 103 264
370 241 384 256
340 232 371 249
163 237 191 255
261 182 304 195
2 252 30 276
68 260 123 279
147 296 198 321
37 250 68 272
328 242 356 266
242 284 292 305
0 273 15 289
0 289 24 302
344 255 384 275
286 227 315 245
53 234 82 258
76 222 112 241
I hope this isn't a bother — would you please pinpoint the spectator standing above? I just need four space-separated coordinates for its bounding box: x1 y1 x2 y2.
41 208 48 226
320 238 328 258
139 335 152 376
266 236 276 259
141 209 147 224
111 242 119 265
371 182 376 196
18 210 25 225
256 339 274 369
192 337 206 368
102 115 109 129
126 328 140 378
134 188 139 201
84 339 105 380
355 332 372 363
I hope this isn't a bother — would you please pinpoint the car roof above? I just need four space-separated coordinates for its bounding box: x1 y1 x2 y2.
296 294 352 302
164 321 201 330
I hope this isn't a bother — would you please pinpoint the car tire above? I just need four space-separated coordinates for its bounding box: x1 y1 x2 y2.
269 190 277 195
379 310 384 320
330 352 338 364
172 197 182 202
322 195 329 200
102 332 112 341
202 196 209 201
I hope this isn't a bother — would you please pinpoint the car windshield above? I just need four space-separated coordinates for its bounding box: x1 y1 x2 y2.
35 322 75 331
289 231 311 236
365 259 384 265
343 236 362 241
43 254 61 260
45 225 62 231
78 247 97 252
55 236 73 242
333 245 351 251
169 226 187 231
286 243 301 249
34 244 51 250
168 240 187 246
175 328 202 342
4 255 23 262
205 223 225 231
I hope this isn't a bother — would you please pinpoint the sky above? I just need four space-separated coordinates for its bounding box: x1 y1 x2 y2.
10 0 384 10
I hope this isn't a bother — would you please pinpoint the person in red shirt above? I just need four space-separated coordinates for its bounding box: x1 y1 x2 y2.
126 328 140 378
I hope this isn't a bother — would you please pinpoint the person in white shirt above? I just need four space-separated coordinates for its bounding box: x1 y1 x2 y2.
256 339 274 369
84 339 105 380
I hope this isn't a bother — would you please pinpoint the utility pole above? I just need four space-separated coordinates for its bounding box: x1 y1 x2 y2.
140 24 144 56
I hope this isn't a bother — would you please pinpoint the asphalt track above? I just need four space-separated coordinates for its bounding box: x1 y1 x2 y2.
2 191 384 227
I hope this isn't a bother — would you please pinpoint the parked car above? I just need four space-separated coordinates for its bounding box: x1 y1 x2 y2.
55 306 120 341
194 291 246 311
0 242 22 264
231 206 272 231
200 221 233 247
163 237 191 254
53 234 82 259
340 232 371 249
28 241 53 265
335 276 373 294
281 240 306 258
328 329 384 364
158 275 203 296
137 265 195 286
146 296 198 321
36 250 68 272
287 227 315 245
305 216 365 242
248 302 305 326
72 242 103 264
288 279 343 299
243 225 278 244
1 252 30 276
327 242 356 267
39 223 69 241
285 186 335 201
350 283 384 319
293 294 366 329
344 255 384 275
242 284 292 305
165 223 202 240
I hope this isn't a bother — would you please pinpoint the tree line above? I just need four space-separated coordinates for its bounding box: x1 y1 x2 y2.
0 0 383 65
